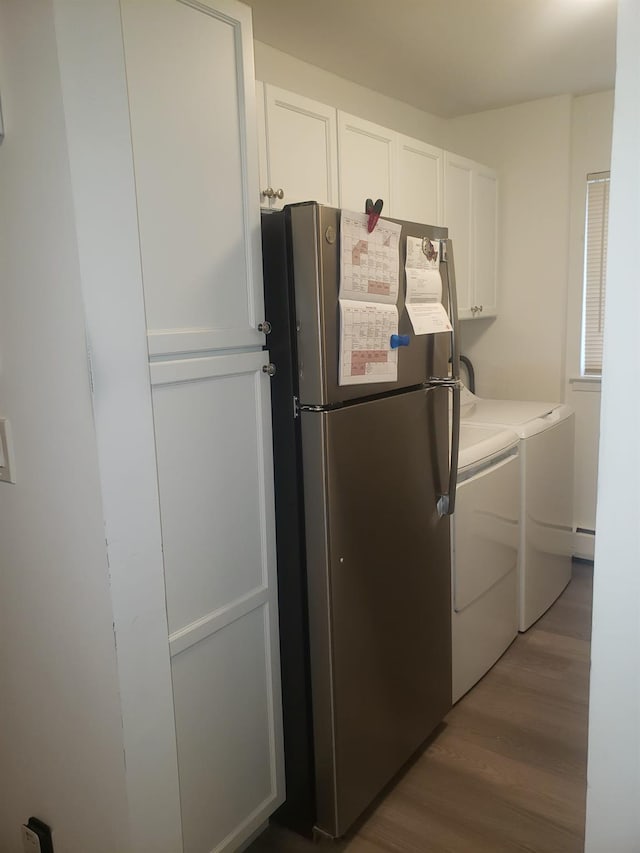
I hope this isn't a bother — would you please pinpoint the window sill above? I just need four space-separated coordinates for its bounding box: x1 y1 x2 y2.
568 376 602 392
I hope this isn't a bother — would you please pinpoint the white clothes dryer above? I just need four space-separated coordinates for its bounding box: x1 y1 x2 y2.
460 388 575 632
452 423 520 703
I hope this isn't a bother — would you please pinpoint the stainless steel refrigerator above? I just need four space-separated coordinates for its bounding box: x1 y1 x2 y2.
261 202 461 839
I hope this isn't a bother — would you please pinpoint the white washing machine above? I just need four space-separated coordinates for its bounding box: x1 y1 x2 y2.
452 423 520 703
460 387 575 632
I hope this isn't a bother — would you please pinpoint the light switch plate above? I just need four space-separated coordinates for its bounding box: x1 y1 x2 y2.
0 418 15 483
21 818 53 853
21 825 42 852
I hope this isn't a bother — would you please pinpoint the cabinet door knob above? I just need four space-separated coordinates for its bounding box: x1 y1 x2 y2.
262 363 277 377
258 321 272 335
261 187 285 200
478 304 483 313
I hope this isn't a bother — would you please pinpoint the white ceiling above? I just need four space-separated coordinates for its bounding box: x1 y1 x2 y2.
244 0 617 118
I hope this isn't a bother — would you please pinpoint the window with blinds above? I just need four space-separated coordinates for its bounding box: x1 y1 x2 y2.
581 171 610 376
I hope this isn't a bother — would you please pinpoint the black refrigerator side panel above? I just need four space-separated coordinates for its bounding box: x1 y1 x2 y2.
261 210 317 835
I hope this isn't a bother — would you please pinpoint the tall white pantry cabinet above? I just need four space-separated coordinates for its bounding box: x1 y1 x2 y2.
54 1 284 852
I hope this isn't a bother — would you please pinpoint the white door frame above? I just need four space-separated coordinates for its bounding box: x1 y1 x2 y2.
585 0 640 847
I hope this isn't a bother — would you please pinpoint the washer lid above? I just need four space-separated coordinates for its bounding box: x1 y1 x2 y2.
458 423 519 471
460 387 573 436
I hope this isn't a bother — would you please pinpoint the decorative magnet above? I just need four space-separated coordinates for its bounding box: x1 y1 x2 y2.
365 198 384 233
390 334 410 349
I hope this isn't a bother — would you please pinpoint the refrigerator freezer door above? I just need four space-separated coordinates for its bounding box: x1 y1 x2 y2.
287 203 452 406
300 387 452 837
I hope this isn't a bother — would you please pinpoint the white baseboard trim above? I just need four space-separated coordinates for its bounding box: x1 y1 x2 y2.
237 821 269 852
574 528 595 562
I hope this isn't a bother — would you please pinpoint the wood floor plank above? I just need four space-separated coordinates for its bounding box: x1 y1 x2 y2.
374 762 583 853
248 562 592 853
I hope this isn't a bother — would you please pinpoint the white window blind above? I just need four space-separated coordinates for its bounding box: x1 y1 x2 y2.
582 171 610 376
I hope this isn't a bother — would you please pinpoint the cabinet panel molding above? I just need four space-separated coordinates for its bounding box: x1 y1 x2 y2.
171 602 282 853
474 166 498 318
150 348 284 852
444 152 475 318
122 0 265 351
395 134 444 226
444 152 498 320
263 84 339 209
256 80 269 207
338 111 396 214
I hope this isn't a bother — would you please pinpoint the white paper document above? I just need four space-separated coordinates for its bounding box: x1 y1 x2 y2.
404 236 452 335
338 210 401 385
405 267 443 303
405 302 453 335
338 301 398 385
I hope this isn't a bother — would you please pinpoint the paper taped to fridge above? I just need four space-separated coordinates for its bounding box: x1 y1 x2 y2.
404 236 452 335
338 300 398 385
338 210 401 385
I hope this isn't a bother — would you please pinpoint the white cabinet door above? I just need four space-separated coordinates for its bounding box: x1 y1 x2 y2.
150 352 283 853
444 152 475 318
395 135 444 226
474 165 498 318
444 153 499 321
262 84 338 209
121 2 284 852
338 111 395 215
122 0 265 357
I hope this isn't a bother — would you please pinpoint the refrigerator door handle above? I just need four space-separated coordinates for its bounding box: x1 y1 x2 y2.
440 239 461 382
437 381 460 517
437 238 461 517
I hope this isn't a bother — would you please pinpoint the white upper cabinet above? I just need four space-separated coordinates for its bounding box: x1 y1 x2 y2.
254 83 499 319
395 135 444 226
122 0 265 357
338 112 396 215
444 152 474 317
259 85 339 209
444 152 498 320
473 165 498 318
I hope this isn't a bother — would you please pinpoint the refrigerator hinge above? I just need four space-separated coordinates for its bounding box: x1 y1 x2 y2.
439 240 448 262
298 403 328 413
428 377 461 389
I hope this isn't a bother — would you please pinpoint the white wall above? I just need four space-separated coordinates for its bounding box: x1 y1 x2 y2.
446 95 573 403
565 91 613 537
0 3 129 851
586 0 640 846
53 2 184 848
446 93 612 543
254 40 448 147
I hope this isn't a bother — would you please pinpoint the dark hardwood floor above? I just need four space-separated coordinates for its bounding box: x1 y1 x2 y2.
249 561 592 853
